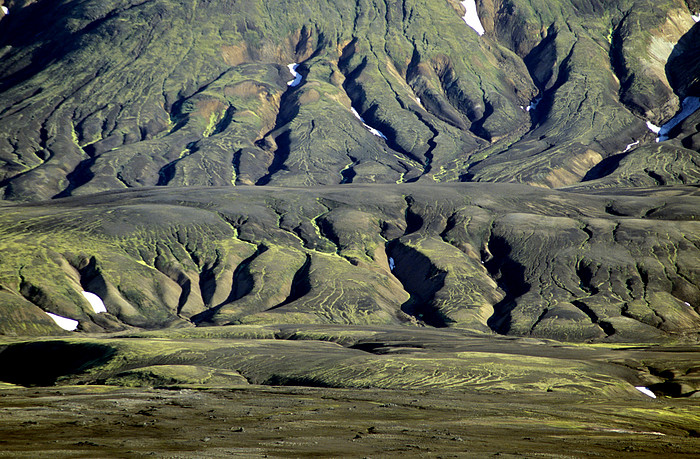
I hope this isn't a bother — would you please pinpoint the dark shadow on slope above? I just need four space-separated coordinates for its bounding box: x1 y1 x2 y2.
263 374 334 388
386 240 449 328
666 22 700 96
0 341 115 386
0 0 151 92
157 143 199 186
191 245 267 324
53 157 97 198
468 100 494 141
571 300 616 336
254 61 306 185
340 163 356 184
484 235 529 334
523 26 558 89
255 129 292 185
266 254 312 310
403 196 424 234
581 152 627 181
527 38 575 125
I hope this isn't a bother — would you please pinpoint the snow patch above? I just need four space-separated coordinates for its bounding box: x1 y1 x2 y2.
623 140 639 152
635 386 657 399
600 428 665 436
389 257 395 271
525 96 542 112
287 63 302 87
654 96 700 142
692 14 700 22
46 312 79 331
685 302 692 307
460 1 485 36
81 291 107 313
351 107 388 139
646 121 661 134
1 6 8 15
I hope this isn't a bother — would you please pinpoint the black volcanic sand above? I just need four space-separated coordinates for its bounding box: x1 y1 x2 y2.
0 384 698 458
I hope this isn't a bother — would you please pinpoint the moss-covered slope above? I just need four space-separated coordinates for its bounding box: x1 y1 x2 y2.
0 0 698 199
0 184 698 342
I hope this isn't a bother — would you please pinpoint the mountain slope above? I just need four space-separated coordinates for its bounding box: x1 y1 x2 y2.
0 0 698 200
1 184 698 342
0 0 699 342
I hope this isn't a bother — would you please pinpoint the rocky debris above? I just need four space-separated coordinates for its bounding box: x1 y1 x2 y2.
0 382 698 457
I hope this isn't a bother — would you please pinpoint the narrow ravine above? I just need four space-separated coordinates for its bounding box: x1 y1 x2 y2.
648 96 700 142
351 107 388 139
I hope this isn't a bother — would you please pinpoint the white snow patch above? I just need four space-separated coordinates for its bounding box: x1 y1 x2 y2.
351 107 364 122
685 302 692 307
646 121 661 134
1 6 8 15
389 257 395 271
623 140 640 152
81 291 107 313
692 14 700 22
525 96 542 112
654 96 700 142
460 1 485 36
600 428 665 436
287 63 302 87
366 126 387 139
416 97 421 106
46 312 79 331
635 386 657 399
351 107 388 139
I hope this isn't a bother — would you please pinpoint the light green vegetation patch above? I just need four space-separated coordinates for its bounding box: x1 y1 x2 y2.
1 323 698 399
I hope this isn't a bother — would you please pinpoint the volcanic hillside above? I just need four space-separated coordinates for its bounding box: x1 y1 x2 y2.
0 0 698 343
